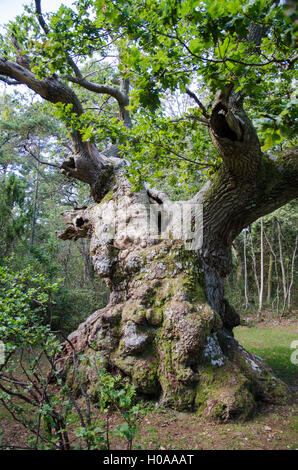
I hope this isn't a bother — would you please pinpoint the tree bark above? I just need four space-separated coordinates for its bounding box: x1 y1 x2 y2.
0 57 116 201
232 240 242 285
249 230 260 298
277 219 288 313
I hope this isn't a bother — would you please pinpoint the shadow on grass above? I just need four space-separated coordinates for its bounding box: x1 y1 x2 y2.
234 325 298 387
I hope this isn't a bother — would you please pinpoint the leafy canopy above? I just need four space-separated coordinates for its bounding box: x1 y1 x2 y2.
0 0 296 192
95 0 297 147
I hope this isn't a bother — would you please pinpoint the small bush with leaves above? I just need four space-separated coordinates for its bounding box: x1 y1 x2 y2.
0 263 144 450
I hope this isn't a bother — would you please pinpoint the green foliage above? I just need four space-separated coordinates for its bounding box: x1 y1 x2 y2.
0 94 109 335
0 240 139 450
95 0 297 148
0 338 143 449
1 0 295 192
74 350 143 449
0 174 31 257
0 261 60 353
0 261 142 449
119 109 220 195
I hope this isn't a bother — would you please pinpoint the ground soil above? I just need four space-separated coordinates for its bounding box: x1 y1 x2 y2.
1 316 297 450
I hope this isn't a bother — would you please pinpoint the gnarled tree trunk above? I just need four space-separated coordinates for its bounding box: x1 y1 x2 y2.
54 90 297 420
55 169 289 421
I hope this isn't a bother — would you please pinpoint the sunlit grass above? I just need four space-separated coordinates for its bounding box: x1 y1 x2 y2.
234 325 298 385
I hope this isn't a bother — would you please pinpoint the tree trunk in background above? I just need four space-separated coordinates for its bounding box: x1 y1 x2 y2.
30 163 39 250
277 219 287 313
258 218 264 314
267 252 273 305
244 230 249 309
287 235 297 309
249 229 260 299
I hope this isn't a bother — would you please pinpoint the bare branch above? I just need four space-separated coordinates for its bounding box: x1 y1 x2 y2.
170 114 209 126
0 74 22 85
153 142 217 168
24 144 60 168
174 32 290 68
185 87 210 119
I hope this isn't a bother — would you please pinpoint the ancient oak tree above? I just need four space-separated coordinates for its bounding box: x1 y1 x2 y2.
0 0 297 420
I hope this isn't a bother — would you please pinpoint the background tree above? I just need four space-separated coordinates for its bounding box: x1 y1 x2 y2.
0 92 109 333
226 202 298 316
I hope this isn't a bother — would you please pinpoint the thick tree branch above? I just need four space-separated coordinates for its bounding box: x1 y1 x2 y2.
0 57 115 199
199 147 298 276
170 115 209 126
174 32 289 68
144 183 170 204
0 74 22 85
63 74 131 127
242 149 298 228
119 76 132 128
0 57 83 114
61 77 128 108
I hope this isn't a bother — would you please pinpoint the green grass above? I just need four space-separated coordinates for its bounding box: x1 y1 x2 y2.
234 325 298 386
